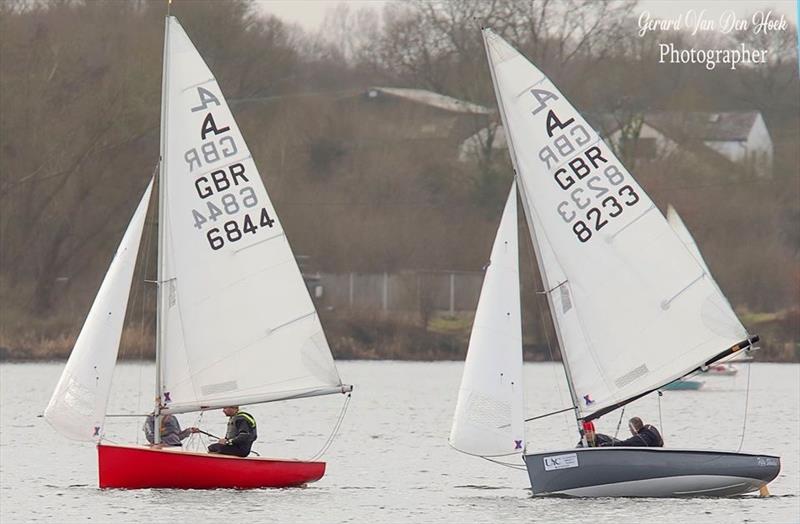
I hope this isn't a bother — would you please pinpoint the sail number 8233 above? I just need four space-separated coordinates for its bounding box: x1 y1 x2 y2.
556 172 640 243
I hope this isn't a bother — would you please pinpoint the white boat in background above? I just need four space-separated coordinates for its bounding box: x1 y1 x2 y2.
44 16 352 489
449 28 779 497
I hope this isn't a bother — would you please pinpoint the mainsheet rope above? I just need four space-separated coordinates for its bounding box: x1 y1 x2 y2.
736 360 753 453
307 393 352 461
481 456 527 471
172 396 352 460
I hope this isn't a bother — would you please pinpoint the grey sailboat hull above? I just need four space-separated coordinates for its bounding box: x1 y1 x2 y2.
524 448 780 497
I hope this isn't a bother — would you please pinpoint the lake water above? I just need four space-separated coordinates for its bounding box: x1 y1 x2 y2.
1 361 798 523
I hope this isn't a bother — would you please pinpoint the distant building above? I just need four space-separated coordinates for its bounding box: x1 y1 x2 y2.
461 111 773 177
364 87 492 115
357 87 492 143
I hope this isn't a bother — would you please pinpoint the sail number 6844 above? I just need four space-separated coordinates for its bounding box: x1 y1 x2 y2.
206 207 275 250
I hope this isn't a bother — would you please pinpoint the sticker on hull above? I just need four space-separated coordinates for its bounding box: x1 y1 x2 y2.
543 453 579 471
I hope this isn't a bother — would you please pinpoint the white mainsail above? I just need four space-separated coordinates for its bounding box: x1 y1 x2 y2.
158 17 347 414
44 181 153 441
450 183 524 456
483 29 748 420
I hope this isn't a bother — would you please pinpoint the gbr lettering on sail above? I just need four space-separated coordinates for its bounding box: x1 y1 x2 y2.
183 87 277 252
529 89 642 244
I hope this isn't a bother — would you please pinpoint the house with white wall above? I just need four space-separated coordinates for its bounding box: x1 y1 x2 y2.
461 111 773 177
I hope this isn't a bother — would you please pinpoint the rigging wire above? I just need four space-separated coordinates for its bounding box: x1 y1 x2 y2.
185 411 207 452
613 407 626 439
523 405 577 423
657 390 664 438
134 164 159 445
522 222 571 435
99 166 158 445
536 304 573 435
736 360 753 453
306 393 352 462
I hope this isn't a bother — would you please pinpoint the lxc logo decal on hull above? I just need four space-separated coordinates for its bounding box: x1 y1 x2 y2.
543 453 579 471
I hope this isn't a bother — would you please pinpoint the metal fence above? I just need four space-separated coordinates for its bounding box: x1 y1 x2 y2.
308 270 485 314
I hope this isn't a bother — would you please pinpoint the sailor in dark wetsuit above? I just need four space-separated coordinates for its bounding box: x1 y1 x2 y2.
604 416 663 447
207 406 258 457
576 420 622 448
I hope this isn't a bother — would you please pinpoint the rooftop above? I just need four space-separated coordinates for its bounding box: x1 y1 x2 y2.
587 111 761 142
365 87 492 115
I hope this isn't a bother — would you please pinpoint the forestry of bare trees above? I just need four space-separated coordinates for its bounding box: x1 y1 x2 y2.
0 0 797 361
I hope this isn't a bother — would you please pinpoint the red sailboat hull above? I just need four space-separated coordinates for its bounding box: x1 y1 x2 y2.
97 443 326 489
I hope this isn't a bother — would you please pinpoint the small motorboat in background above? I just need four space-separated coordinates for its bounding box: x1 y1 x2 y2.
663 379 705 391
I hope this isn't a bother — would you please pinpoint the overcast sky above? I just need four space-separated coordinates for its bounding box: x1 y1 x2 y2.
255 0 798 33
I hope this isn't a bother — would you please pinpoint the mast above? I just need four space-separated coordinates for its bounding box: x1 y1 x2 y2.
154 15 171 443
481 29 583 437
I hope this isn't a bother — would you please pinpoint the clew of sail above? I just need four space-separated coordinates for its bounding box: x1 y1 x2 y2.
158 17 348 415
483 29 748 421
44 180 154 441
450 182 524 457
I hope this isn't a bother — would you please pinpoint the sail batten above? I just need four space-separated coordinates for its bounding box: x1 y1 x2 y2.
483 28 749 421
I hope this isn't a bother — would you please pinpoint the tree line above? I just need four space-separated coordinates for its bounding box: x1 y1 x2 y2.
1 0 797 360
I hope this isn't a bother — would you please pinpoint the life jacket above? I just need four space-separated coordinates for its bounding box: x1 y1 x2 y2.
230 411 258 444
236 411 257 429
640 424 664 447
